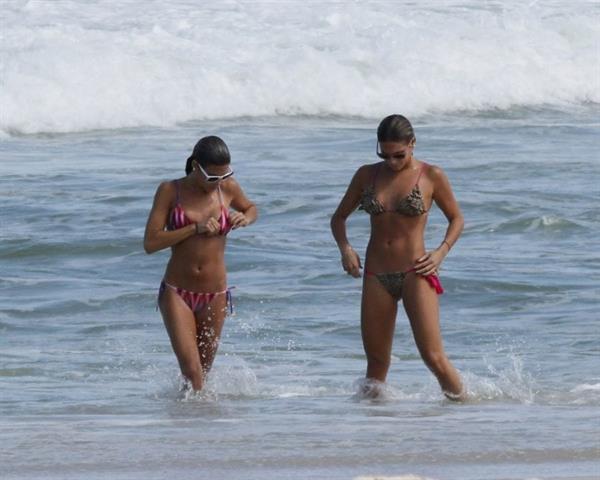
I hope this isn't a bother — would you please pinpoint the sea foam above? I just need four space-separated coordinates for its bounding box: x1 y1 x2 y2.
1 1 598 135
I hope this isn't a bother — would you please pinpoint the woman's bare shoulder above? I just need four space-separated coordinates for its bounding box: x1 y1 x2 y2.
220 176 241 195
156 179 176 194
353 162 380 184
152 179 180 206
422 162 447 182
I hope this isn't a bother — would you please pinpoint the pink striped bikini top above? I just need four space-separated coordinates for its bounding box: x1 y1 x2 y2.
167 180 232 236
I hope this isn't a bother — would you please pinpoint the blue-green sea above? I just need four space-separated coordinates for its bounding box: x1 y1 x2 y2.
1 2 599 479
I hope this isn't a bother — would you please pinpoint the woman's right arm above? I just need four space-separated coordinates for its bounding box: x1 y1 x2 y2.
143 182 197 254
330 166 366 277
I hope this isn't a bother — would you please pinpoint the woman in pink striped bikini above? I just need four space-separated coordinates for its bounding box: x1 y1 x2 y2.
144 136 257 391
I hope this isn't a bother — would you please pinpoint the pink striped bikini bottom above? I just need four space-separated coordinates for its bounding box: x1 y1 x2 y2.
158 280 233 314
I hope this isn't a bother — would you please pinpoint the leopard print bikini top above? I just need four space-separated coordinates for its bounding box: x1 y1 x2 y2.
359 162 428 217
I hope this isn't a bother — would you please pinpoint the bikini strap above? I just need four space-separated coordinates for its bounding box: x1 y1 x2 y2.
415 162 428 186
216 184 230 234
372 163 382 187
217 184 225 208
217 185 229 220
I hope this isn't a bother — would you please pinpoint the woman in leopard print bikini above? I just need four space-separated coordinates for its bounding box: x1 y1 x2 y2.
330 114 465 400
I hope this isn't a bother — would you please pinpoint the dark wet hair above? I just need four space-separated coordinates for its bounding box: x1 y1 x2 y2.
185 136 231 175
377 114 415 144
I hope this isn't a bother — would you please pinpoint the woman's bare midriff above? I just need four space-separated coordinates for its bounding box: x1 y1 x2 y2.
365 214 428 272
164 235 227 291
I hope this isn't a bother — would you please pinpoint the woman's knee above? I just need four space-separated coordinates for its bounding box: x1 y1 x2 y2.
420 350 450 375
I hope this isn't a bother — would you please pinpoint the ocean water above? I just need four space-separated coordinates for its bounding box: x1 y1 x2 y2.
1 2 599 480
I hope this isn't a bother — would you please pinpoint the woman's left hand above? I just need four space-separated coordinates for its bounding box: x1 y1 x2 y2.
229 211 249 229
413 248 446 276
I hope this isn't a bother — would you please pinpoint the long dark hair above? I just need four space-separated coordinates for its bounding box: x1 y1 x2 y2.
185 136 231 174
377 114 415 144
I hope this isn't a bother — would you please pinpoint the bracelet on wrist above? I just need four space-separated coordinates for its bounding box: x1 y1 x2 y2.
441 240 451 251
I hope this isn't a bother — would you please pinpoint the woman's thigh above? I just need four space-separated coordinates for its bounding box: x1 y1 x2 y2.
194 294 228 353
401 274 445 355
158 287 201 365
361 275 399 359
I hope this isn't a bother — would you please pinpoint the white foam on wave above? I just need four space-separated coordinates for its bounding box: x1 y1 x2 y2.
571 382 600 392
566 382 600 405
2 1 598 134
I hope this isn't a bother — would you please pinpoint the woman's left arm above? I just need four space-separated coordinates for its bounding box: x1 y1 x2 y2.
414 165 464 276
227 179 258 229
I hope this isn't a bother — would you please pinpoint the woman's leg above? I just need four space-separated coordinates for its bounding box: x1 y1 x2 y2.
401 274 464 399
158 287 204 390
361 275 399 383
195 293 228 377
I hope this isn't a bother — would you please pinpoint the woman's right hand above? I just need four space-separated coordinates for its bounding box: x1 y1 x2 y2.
196 217 222 236
341 246 362 278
